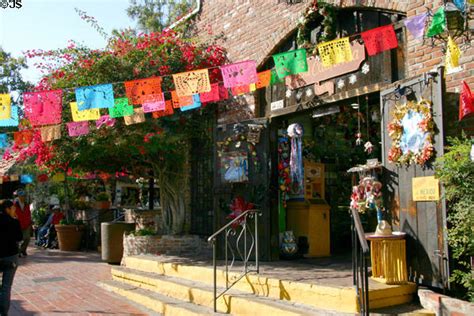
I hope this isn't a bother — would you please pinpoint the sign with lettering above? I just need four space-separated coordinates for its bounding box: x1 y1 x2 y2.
285 42 366 90
412 176 440 201
271 100 284 111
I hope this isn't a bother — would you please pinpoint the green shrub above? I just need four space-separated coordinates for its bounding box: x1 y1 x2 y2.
95 192 110 201
435 135 474 302
59 219 84 226
131 228 156 236
32 207 48 226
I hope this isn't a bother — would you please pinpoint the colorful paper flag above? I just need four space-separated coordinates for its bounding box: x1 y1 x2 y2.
273 49 308 79
453 0 466 11
96 115 116 129
13 130 33 146
75 84 114 111
220 60 258 88
173 69 211 97
270 69 284 85
67 121 90 137
142 93 166 113
40 125 61 142
404 13 428 39
109 98 134 118
256 70 272 89
317 37 353 67
71 102 101 122
361 25 398 56
446 36 462 74
23 90 63 126
171 90 194 108
0 94 11 120
152 100 174 119
249 84 256 92
20 174 34 184
124 77 162 105
52 173 66 182
459 81 474 121
180 95 202 112
231 85 250 96
0 105 19 127
0 134 8 148
199 83 221 103
124 108 145 125
427 7 446 37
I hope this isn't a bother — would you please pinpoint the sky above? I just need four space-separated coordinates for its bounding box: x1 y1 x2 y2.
0 0 136 84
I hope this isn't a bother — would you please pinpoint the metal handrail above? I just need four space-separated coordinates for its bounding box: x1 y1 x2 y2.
351 207 370 316
207 209 260 313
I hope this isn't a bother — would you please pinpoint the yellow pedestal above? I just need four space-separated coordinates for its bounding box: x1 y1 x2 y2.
366 234 408 284
287 200 330 257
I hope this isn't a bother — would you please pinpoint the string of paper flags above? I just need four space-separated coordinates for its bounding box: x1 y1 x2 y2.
0 4 467 149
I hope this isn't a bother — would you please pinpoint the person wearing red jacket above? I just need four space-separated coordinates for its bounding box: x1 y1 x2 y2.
14 189 31 257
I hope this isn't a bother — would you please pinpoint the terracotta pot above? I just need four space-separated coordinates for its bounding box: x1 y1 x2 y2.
94 201 111 210
55 225 85 251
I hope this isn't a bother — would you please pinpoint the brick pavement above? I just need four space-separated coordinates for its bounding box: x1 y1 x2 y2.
7 245 152 316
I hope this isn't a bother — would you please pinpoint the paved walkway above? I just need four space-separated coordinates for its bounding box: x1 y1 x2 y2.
8 245 151 316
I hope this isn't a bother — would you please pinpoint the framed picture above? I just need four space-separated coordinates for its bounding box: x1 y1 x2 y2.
220 151 248 183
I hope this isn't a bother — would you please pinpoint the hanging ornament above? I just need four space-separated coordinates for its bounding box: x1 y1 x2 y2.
354 96 363 146
361 63 370 75
305 87 313 97
285 89 292 98
364 141 374 154
337 79 345 89
356 132 363 146
365 96 371 154
349 74 357 85
287 123 304 196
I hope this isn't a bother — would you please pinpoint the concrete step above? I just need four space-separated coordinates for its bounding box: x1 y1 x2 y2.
99 279 221 316
122 255 416 313
111 266 354 315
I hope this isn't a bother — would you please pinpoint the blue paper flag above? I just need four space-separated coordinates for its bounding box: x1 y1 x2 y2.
0 105 19 127
453 0 465 12
75 84 114 111
20 174 34 184
180 95 201 112
0 134 8 148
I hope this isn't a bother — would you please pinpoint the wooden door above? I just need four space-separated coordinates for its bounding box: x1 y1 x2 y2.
380 68 449 289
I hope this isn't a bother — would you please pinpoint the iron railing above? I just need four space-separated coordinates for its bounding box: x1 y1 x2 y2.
351 207 370 316
207 209 260 312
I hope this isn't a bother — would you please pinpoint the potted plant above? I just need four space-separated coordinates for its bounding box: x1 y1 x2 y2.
55 219 85 251
94 192 111 210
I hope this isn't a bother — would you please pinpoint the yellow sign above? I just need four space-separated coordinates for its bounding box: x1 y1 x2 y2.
412 176 440 201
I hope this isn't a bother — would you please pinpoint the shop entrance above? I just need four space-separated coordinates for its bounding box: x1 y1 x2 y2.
274 93 382 258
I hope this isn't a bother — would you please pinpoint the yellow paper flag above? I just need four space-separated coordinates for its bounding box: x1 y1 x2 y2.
71 102 100 122
172 69 211 97
446 36 462 74
0 94 12 120
52 173 65 182
317 37 353 68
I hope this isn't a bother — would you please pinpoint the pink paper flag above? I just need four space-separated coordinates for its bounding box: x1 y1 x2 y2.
23 90 63 126
96 115 116 129
142 93 166 113
67 121 89 137
200 83 220 103
220 60 258 88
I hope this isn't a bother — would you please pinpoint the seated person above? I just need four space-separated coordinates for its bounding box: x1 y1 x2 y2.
36 205 64 248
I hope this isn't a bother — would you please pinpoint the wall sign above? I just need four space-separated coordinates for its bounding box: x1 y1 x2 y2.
412 176 440 201
271 100 285 111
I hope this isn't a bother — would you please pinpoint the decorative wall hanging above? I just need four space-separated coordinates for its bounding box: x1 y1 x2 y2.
0 105 19 127
172 69 211 97
0 94 11 120
459 81 474 121
152 100 174 119
40 124 62 142
0 133 8 148
446 36 462 74
75 84 114 110
180 95 201 111
108 98 134 118
317 37 353 68
404 13 428 39
273 49 308 79
67 121 90 137
23 90 63 126
220 60 258 88
95 115 116 129
124 108 145 125
124 77 162 105
221 151 249 183
361 25 398 56
70 102 100 122
142 93 166 113
278 137 291 207
388 100 435 165
13 130 33 146
247 124 264 144
287 123 304 196
256 70 272 89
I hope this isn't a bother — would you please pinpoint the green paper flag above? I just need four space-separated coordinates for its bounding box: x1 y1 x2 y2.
272 49 308 79
109 98 134 118
427 7 446 37
270 69 284 85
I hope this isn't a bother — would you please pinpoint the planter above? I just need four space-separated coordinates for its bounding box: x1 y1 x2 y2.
94 201 111 210
101 222 135 264
55 224 85 251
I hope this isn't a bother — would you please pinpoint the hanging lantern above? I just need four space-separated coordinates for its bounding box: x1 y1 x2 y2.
445 3 465 34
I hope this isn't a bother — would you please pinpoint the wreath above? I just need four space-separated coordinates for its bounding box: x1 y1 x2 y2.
387 100 435 166
296 0 337 54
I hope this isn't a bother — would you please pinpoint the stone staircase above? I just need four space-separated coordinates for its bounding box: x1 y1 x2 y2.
99 255 431 315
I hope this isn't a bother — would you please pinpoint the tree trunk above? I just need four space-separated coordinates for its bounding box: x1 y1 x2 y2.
157 169 186 235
